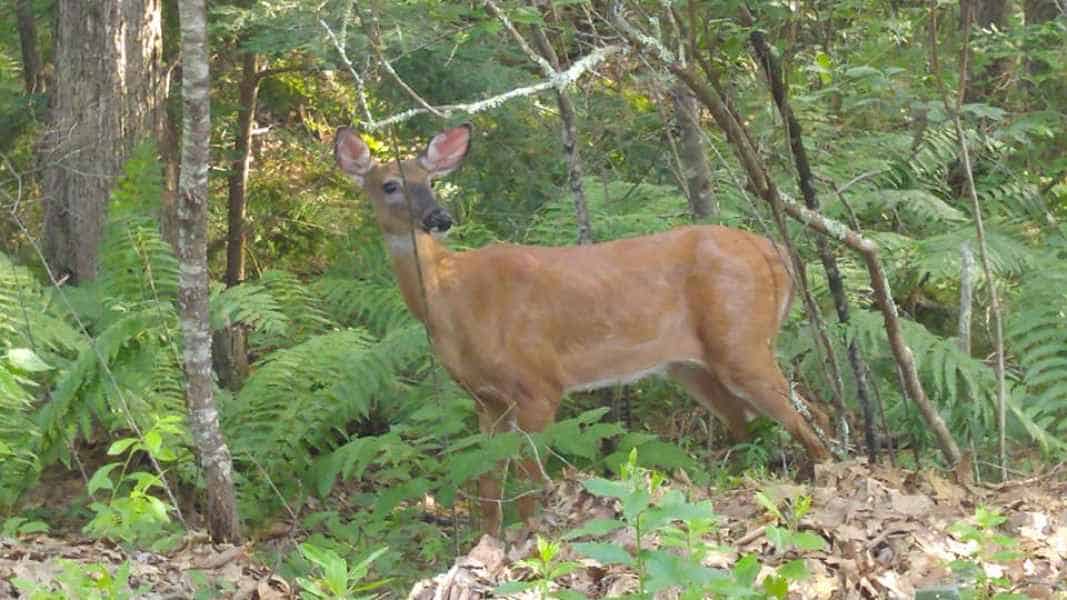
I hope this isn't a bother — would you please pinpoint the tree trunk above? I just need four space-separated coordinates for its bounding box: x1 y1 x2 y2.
16 0 42 94
212 50 260 392
748 27 878 460
177 0 242 543
225 52 259 287
670 83 717 219
960 0 1010 103
1022 0 1064 106
528 24 593 245
42 0 164 283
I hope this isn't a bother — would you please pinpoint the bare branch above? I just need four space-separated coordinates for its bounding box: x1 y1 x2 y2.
319 17 377 127
368 45 622 131
359 6 444 118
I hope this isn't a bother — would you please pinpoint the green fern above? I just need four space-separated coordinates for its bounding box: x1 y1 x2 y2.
524 177 690 245
1007 251 1067 437
226 323 431 494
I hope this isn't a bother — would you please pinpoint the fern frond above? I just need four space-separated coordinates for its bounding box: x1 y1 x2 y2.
314 276 412 335
245 269 334 352
1006 252 1067 433
210 280 291 337
226 324 431 484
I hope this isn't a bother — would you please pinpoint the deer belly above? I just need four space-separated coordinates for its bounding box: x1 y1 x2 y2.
560 338 704 394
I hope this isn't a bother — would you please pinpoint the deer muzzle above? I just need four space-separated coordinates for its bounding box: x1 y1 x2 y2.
422 207 453 234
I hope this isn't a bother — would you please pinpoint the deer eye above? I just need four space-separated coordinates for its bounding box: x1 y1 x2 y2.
383 181 400 194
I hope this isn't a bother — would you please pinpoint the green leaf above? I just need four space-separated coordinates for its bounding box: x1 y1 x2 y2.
493 581 534 594
791 531 828 551
571 542 633 566
581 478 630 498
143 430 163 457
732 554 760 586
778 558 809 580
563 518 624 540
765 525 788 551
763 574 789 598
87 463 121 495
621 488 651 521
6 348 53 372
107 438 139 456
754 491 783 520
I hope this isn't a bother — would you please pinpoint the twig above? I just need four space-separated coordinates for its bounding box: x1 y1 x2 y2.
319 17 376 127
358 6 443 117
951 5 1008 479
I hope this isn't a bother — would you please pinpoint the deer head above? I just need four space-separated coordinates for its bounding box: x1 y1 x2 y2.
333 124 472 239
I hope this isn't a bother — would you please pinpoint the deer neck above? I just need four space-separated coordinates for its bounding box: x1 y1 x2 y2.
383 231 451 324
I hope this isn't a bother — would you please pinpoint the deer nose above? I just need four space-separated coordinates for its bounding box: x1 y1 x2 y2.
422 207 453 233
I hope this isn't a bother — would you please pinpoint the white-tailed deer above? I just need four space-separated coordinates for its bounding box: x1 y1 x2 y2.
334 124 829 534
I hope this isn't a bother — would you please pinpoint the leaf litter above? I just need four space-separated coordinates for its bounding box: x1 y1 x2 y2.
1 460 1066 598
408 460 1067 599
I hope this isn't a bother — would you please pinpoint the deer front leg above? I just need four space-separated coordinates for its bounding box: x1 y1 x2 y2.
511 396 559 527
476 403 509 537
474 389 560 536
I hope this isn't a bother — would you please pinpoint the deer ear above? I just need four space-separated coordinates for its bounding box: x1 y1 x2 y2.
419 123 472 176
334 127 375 185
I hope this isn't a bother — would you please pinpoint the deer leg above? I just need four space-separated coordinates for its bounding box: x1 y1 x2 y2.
668 362 752 443
511 396 559 526
476 403 510 537
708 350 830 462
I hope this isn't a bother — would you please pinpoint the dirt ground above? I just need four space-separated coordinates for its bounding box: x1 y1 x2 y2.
2 459 1066 598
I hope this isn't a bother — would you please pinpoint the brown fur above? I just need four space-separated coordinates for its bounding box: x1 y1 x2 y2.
334 125 830 535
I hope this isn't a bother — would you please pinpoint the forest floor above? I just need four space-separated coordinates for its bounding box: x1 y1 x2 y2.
1 459 1065 598
411 459 1067 599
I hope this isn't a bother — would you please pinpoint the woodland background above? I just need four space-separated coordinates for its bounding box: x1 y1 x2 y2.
1 0 1066 598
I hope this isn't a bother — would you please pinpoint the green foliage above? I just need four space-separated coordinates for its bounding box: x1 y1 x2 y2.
0 253 79 507
1 515 49 537
294 543 389 600
494 536 583 599
12 560 146 600
572 449 809 599
1005 247 1067 443
526 177 690 245
753 491 827 555
946 507 1025 600
83 416 186 550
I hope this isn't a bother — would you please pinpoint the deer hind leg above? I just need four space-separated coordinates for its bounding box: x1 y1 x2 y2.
706 349 830 462
667 362 752 443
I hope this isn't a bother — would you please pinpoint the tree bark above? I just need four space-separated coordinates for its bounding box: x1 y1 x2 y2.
528 18 593 244
42 0 164 283
16 0 42 94
212 50 260 392
670 83 717 219
958 241 976 354
225 52 260 287
177 0 242 543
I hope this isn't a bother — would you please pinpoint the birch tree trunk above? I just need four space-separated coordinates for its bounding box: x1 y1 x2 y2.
177 0 241 543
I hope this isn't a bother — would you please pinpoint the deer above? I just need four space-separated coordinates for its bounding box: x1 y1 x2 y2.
333 123 830 536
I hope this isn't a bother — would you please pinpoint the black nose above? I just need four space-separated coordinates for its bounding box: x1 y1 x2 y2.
422 207 453 233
